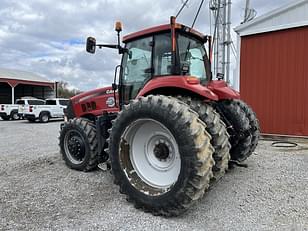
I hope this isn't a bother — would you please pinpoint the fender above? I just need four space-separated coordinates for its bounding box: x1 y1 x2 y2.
39 110 51 118
137 76 219 100
207 80 240 100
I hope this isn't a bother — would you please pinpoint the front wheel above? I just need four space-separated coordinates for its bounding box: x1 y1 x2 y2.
59 118 99 171
109 95 214 216
11 110 20 120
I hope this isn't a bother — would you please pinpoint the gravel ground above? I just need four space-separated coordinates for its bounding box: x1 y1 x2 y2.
0 119 308 231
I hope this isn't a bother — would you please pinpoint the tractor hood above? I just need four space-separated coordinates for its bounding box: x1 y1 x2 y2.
207 80 240 100
71 86 114 104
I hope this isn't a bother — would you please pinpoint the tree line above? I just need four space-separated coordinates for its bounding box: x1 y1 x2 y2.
57 81 82 98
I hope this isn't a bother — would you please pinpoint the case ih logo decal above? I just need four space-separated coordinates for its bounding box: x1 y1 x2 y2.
78 89 118 103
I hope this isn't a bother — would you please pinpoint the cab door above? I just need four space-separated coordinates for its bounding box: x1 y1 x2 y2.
120 36 153 105
119 33 172 106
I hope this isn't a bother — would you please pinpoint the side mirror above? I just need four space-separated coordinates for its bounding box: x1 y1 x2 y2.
86 37 96 54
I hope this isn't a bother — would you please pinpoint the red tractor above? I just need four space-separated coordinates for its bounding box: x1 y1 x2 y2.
59 17 260 216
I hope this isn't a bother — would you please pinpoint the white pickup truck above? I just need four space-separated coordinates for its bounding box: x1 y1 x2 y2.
0 97 45 120
23 98 69 123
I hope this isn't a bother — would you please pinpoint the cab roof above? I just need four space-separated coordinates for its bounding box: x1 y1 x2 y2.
122 23 206 43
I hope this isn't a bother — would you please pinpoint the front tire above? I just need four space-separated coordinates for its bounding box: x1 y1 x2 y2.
109 95 214 216
11 110 20 120
59 118 98 171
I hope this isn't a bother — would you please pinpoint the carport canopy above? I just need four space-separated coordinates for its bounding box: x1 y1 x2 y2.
0 68 55 104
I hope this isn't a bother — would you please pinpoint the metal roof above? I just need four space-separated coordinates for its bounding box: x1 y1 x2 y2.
0 68 52 83
235 0 308 36
123 23 206 43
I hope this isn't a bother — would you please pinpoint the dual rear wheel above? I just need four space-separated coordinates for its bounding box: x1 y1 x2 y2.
217 99 259 162
109 95 214 216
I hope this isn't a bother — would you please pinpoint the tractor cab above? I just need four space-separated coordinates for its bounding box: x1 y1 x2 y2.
85 17 231 108
120 20 211 105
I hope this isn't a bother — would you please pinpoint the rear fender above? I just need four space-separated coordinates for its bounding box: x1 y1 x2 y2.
137 76 218 101
40 110 50 117
207 80 240 100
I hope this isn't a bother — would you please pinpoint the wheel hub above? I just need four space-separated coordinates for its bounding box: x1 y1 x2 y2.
42 115 48 122
153 142 170 160
13 113 19 120
64 131 86 164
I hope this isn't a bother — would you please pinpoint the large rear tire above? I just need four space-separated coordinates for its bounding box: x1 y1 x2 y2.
59 118 98 171
177 96 231 181
217 99 252 162
109 95 214 216
236 100 260 154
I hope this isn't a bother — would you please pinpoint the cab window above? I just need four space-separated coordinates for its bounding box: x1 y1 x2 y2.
46 100 57 105
123 36 152 84
59 100 68 106
28 100 45 105
153 33 172 76
177 34 207 82
121 36 153 103
16 100 25 105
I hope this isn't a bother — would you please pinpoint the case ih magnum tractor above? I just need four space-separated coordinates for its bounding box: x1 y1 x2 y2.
59 17 260 216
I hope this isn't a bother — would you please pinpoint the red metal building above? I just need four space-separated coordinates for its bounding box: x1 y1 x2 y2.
235 0 308 137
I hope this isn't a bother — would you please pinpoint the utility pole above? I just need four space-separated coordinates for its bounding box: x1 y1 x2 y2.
244 0 250 23
226 0 232 83
210 0 232 83
222 0 227 77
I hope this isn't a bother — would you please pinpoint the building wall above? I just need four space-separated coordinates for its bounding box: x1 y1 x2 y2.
240 26 308 136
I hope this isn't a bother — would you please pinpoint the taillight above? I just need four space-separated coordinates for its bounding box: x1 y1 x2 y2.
1 105 4 111
29 106 33 112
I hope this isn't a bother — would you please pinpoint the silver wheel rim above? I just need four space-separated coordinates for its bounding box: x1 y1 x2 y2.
64 130 86 165
13 113 19 120
120 119 181 190
42 114 49 122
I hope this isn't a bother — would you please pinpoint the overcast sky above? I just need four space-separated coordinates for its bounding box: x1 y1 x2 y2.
0 0 293 91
